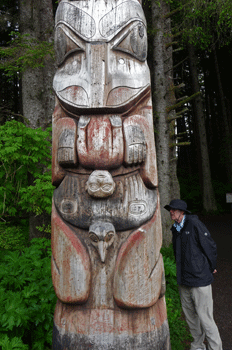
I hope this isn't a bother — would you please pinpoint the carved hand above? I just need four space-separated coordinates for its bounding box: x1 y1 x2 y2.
124 125 147 165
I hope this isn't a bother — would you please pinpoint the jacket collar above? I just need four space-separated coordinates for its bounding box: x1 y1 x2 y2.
173 215 186 232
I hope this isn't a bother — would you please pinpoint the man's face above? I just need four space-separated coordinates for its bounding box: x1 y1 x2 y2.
169 209 184 223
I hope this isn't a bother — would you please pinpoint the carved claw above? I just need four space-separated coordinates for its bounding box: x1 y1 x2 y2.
124 125 146 165
58 129 77 167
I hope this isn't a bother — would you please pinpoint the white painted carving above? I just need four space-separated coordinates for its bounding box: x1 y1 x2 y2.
85 170 116 198
89 221 115 263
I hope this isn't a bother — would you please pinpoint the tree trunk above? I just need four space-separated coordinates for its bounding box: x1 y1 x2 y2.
152 0 180 246
20 0 55 239
212 46 232 185
163 2 180 204
188 43 217 212
20 0 55 129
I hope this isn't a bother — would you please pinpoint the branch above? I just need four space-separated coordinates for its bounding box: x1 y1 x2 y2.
169 141 191 148
0 108 28 122
177 142 191 146
166 92 201 113
170 156 178 162
176 96 189 103
168 114 185 122
163 2 191 20
165 41 178 49
176 108 189 116
173 47 184 53
176 131 188 136
169 83 185 92
173 57 188 70
171 31 184 40
163 7 183 20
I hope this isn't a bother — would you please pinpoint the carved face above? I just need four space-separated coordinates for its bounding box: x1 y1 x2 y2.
89 221 115 263
85 170 116 198
53 0 150 114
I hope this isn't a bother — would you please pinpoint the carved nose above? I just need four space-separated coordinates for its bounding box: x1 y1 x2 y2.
98 241 106 263
87 43 106 108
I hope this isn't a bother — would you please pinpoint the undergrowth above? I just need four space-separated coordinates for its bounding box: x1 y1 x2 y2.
161 245 192 349
0 235 191 350
0 238 56 350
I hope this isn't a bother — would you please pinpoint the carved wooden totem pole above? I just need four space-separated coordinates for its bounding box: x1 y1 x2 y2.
51 0 170 348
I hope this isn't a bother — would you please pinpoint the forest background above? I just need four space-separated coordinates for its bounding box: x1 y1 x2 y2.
0 0 232 349
1 0 232 245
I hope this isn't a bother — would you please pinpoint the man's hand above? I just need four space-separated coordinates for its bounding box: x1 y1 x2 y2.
213 269 217 274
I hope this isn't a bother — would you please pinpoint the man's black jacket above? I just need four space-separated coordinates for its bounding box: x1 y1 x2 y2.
171 215 217 287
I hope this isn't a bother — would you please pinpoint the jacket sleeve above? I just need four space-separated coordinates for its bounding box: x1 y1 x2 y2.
171 227 177 262
194 220 217 272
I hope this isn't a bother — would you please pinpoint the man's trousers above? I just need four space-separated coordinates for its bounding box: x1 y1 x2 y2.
179 284 223 350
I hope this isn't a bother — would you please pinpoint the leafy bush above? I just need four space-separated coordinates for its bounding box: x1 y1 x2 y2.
161 245 192 349
0 238 56 350
0 120 54 232
0 238 191 350
0 222 28 250
0 32 54 77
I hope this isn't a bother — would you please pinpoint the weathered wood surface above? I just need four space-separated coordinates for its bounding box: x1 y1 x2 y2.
51 0 170 348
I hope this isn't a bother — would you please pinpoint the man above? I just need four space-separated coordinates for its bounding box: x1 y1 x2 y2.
164 199 223 350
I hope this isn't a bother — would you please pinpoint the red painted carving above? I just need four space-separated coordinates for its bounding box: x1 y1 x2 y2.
51 0 170 348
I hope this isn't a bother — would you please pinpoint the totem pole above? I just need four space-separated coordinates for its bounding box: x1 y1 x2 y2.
51 0 170 349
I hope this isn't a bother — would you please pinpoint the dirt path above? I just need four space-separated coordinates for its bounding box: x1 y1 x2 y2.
187 214 232 350
201 214 232 350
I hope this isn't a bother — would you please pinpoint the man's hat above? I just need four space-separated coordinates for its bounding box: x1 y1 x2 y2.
164 199 191 214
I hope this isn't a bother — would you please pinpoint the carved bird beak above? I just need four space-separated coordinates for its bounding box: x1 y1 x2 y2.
98 241 107 263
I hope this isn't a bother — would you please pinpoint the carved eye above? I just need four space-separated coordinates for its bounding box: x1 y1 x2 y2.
55 26 84 66
105 232 114 243
89 232 99 243
89 183 100 192
101 184 113 192
60 199 77 214
113 23 147 62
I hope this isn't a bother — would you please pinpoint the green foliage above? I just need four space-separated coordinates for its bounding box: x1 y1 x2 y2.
0 32 54 77
0 238 191 349
0 335 29 350
0 222 28 250
0 120 54 223
161 245 192 349
171 0 232 50
0 238 56 350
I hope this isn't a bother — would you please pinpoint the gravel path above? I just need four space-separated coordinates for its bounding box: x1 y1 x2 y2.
201 214 232 350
